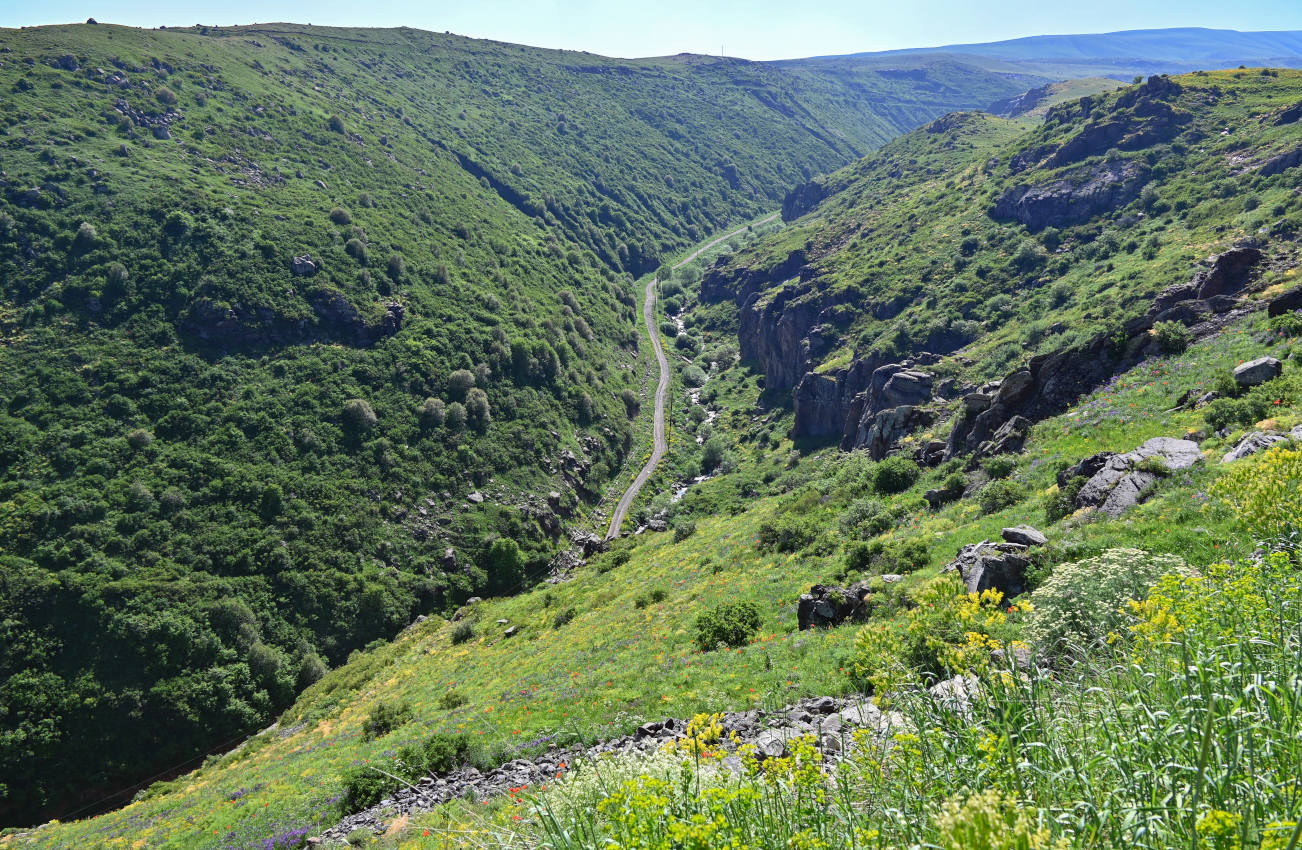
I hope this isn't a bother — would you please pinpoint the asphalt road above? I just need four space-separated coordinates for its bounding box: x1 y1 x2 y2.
605 214 779 539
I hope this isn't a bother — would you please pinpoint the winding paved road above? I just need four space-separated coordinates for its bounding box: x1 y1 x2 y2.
605 214 779 539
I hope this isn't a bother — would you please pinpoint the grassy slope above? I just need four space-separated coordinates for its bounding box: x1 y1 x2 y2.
0 21 1034 825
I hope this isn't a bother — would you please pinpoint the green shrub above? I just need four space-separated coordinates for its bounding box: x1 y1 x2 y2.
450 621 475 645
872 456 920 494
1204 373 1300 431
1267 312 1302 338
155 86 177 105
361 700 412 740
931 471 968 507
436 690 468 710
977 479 1025 514
757 515 817 553
598 549 632 574
1152 320 1192 354
1213 444 1302 542
552 607 576 629
844 538 930 576
1027 548 1189 653
634 588 668 609
1044 476 1086 523
694 601 762 651
839 497 893 539
329 207 352 225
982 455 1016 480
673 520 697 542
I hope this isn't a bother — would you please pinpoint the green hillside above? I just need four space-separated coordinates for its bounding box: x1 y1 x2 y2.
0 20 1038 828
7 67 1302 850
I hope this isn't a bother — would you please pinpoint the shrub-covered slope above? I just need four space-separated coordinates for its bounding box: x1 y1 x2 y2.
0 22 1033 826
703 69 1302 452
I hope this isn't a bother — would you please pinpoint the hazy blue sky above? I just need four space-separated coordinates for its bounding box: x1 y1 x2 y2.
4 0 1302 60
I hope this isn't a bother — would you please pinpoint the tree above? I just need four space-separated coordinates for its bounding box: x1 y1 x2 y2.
446 401 468 431
483 537 524 595
447 369 475 401
342 398 377 435
465 388 491 431
419 397 446 428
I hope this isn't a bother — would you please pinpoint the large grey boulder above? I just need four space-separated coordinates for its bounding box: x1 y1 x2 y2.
1002 525 1047 546
797 582 873 630
942 541 1032 598
1234 357 1282 388
291 254 318 276
1075 437 1202 517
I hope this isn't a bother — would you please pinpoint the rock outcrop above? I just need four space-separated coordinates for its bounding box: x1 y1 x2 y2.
992 159 1148 232
1074 437 1202 517
1268 284 1302 317
782 179 830 222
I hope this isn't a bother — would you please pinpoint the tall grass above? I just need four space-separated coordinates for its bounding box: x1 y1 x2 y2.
500 552 1302 849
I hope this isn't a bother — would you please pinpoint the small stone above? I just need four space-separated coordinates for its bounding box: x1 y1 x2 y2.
467 492 484 504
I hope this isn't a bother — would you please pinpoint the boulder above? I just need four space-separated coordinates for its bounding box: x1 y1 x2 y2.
963 392 992 413
752 728 793 759
942 541 1031 598
291 254 318 276
569 528 606 556
55 54 78 71
1268 285 1302 317
1001 525 1047 546
1234 356 1282 388
1260 146 1302 178
852 404 931 460
880 369 933 408
1191 246 1262 300
797 582 872 630
1075 437 1202 517
991 159 1148 232
1222 431 1292 463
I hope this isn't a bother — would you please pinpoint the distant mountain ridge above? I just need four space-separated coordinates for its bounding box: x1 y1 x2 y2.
780 27 1302 80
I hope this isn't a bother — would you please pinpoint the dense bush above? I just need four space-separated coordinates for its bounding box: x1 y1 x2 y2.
361 700 413 740
1027 548 1189 653
976 479 1026 514
341 732 470 813
844 538 930 576
757 515 817 553
1044 476 1086 523
1213 444 1302 542
1152 320 1192 354
871 456 920 494
450 621 476 645
1204 373 1300 431
694 601 762 651
839 497 894 539
981 455 1016 480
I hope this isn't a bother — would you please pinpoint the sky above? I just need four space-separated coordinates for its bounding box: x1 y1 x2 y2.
2 0 1302 60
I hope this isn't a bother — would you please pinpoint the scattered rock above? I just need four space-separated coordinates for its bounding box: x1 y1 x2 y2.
503 626 518 638
467 492 485 504
55 54 78 71
1001 525 1047 546
929 674 980 713
1222 429 1299 463
1233 356 1282 388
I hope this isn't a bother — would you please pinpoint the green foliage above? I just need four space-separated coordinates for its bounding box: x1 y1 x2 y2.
977 479 1026 514
1152 320 1193 354
551 607 577 629
1045 476 1086 523
757 515 817 553
982 455 1017 479
1027 548 1189 652
682 364 708 387
672 520 697 542
694 601 762 651
839 497 894 539
450 621 476 645
872 456 920 494
1204 373 1301 431
1267 312 1302 338
844 537 930 576
1213 444 1302 542
340 731 469 813
361 700 413 741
